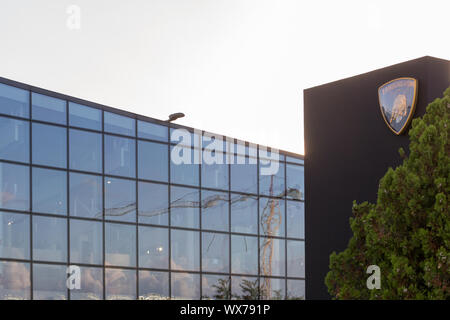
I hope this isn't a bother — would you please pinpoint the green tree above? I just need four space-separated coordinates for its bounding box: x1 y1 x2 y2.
325 88 450 299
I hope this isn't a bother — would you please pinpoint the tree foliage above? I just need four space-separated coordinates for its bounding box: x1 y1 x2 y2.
325 87 450 299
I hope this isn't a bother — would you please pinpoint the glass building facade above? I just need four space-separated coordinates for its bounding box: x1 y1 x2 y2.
0 79 305 300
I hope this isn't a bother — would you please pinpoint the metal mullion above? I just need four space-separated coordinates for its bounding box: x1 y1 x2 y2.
167 124 172 299
198 142 202 300
29 90 33 300
135 118 139 300
101 110 106 300
256 145 261 300
66 100 70 300
284 158 288 299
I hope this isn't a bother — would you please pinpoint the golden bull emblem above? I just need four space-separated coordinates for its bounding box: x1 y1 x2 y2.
378 78 418 135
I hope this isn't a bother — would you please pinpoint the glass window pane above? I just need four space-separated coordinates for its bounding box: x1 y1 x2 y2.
104 112 135 136
259 197 285 237
201 159 228 190
105 135 136 178
138 182 168 225
32 93 66 124
202 275 231 300
69 172 103 219
231 235 258 275
170 146 199 186
138 120 168 142
287 240 305 278
105 223 136 267
170 186 199 229
260 237 285 277
0 162 29 211
0 83 29 118
32 167 67 215
70 219 103 265
231 194 257 234
286 156 304 165
139 226 168 269
33 215 67 262
171 272 199 300
231 276 258 300
201 190 228 232
0 261 30 300
32 123 66 168
260 277 285 300
68 102 102 131
105 268 136 300
0 117 29 163
139 270 169 300
33 264 67 300
286 164 305 201
287 201 304 239
259 161 285 197
138 140 168 182
287 279 305 300
0 211 30 260
70 266 103 300
104 177 136 222
202 232 229 273
69 129 102 173
171 229 199 271
230 156 257 194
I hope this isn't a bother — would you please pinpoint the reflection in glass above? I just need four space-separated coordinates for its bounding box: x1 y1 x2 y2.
286 156 304 165
230 156 257 194
171 272 199 300
69 129 102 173
32 123 66 168
0 162 29 211
231 194 257 234
31 93 66 124
201 157 228 190
231 235 258 275
33 263 67 300
260 237 285 277
138 140 168 182
170 146 199 186
259 162 285 197
286 164 304 201
139 226 168 269
70 266 103 300
69 102 102 131
104 177 136 222
139 270 169 300
287 240 305 278
0 83 29 118
33 215 67 262
138 120 168 142
0 117 29 163
259 197 285 237
170 186 199 229
202 232 229 273
0 261 30 300
260 277 285 300
287 201 304 239
69 172 103 219
202 275 231 300
138 182 168 225
171 229 199 271
104 112 135 136
32 167 67 215
105 268 136 300
201 190 228 232
287 279 305 300
105 223 136 267
70 219 103 265
231 276 258 300
105 135 136 178
0 211 29 259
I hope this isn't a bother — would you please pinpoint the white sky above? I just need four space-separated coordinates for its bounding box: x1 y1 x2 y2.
0 0 449 155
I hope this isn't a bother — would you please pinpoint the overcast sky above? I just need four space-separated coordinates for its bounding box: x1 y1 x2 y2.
1 0 448 154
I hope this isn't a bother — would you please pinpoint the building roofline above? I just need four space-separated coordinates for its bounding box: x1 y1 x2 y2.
0 75 304 160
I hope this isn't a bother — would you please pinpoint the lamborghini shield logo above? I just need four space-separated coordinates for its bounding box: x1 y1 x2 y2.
378 77 418 135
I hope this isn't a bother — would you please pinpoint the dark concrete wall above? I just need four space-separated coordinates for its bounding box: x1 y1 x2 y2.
303 56 450 299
